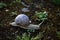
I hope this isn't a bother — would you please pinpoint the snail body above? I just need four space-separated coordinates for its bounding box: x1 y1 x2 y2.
10 14 44 29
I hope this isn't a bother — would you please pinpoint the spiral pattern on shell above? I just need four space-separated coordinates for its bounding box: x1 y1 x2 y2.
15 14 30 26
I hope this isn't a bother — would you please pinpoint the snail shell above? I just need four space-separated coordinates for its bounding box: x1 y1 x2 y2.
14 14 30 27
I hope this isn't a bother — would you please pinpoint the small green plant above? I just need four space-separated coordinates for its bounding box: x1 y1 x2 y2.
56 31 60 39
10 11 18 16
15 33 30 40
12 0 21 3
0 2 7 8
35 11 48 21
15 35 21 40
15 32 43 40
31 32 43 40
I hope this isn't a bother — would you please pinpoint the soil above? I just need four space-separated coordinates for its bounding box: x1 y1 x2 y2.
0 0 60 40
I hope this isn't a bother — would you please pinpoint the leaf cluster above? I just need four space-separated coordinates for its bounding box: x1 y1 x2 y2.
35 11 48 21
15 32 43 40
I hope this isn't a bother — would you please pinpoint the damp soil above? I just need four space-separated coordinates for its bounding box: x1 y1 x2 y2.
0 0 60 40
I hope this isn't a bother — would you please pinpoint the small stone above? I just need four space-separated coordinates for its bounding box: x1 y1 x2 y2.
5 9 9 12
21 8 30 12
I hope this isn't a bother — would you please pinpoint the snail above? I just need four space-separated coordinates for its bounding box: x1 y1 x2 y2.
10 14 44 29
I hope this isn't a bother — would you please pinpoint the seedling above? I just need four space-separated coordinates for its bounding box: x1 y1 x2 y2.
15 32 43 40
35 11 48 21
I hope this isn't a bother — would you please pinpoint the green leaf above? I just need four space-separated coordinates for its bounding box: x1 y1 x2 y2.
0 2 7 8
31 32 43 40
15 35 21 40
27 29 35 32
22 33 30 40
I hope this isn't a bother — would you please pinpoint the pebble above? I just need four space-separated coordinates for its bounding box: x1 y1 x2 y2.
21 8 30 12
